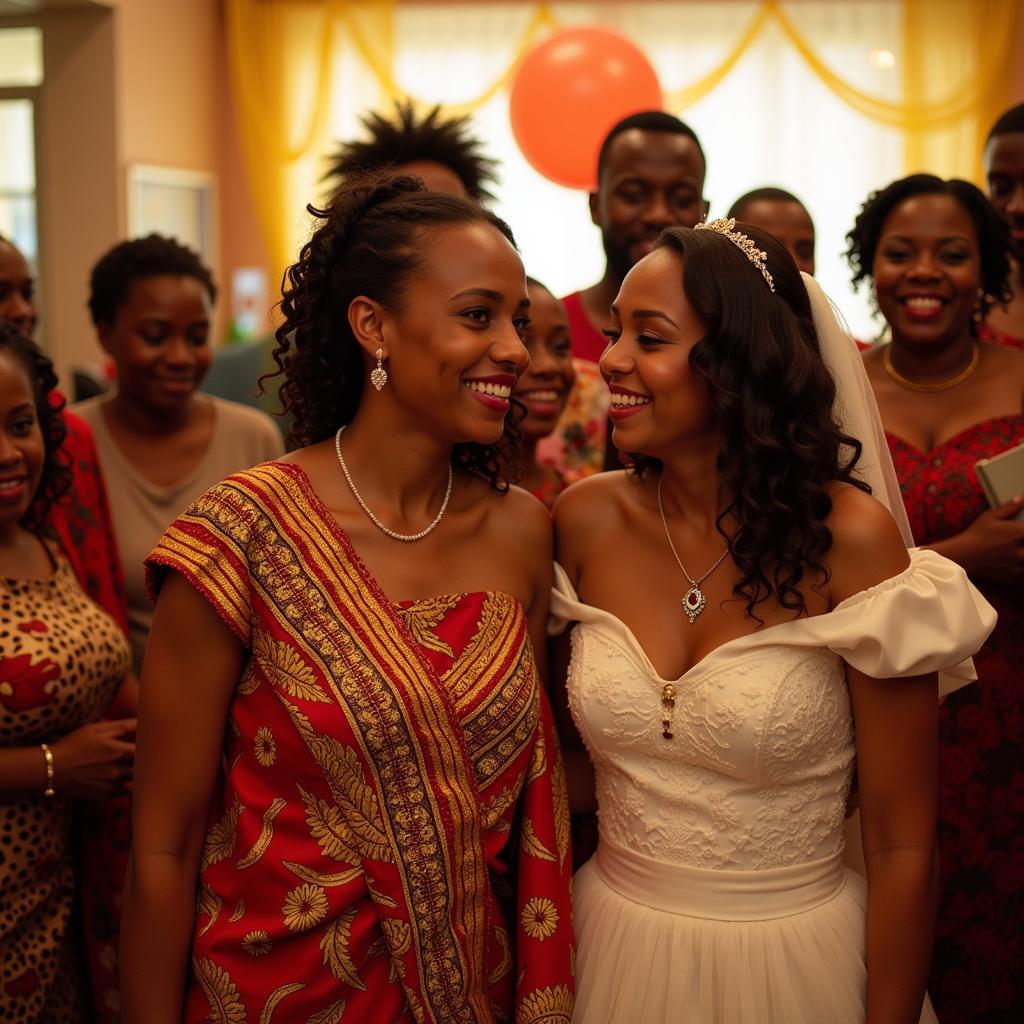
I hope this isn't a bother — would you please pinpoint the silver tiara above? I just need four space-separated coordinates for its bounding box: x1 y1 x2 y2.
695 217 775 293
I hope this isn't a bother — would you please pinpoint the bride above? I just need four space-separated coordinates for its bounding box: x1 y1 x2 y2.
552 220 995 1023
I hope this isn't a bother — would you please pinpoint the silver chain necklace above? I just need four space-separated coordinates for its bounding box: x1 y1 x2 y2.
656 475 729 624
334 426 453 542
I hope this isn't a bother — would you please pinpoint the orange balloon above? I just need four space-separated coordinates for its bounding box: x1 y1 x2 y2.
509 27 663 190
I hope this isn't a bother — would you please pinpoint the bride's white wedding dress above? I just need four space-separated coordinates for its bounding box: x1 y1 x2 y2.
554 549 994 1024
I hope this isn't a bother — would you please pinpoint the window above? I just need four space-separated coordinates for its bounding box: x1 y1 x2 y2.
0 27 42 262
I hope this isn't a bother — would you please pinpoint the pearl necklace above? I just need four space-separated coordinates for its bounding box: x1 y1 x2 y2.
334 426 453 542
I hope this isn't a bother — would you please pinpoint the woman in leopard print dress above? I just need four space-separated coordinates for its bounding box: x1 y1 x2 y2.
0 325 132 1022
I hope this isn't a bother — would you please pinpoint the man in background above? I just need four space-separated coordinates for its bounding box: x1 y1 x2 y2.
324 99 498 201
541 112 707 477
563 111 708 364
728 186 816 277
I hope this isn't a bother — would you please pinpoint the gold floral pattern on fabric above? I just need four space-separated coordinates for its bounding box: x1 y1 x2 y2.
526 733 547 784
241 932 271 957
258 981 305 1023
145 465 574 1023
254 632 330 703
237 797 287 869
521 818 556 863
194 958 245 1023
396 594 460 658
521 898 559 941
481 783 519 832
381 918 412 983
201 798 242 871
228 901 245 923
320 909 364 990
551 764 570 868
196 882 222 938
253 726 277 766
307 999 348 1023
282 883 328 932
282 860 361 888
517 984 573 1024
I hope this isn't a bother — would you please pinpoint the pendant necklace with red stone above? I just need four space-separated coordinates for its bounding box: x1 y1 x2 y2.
656 475 730 738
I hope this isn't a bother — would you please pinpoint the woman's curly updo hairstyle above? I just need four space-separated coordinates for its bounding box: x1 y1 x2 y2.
0 322 71 532
639 224 870 620
845 174 1013 329
271 172 520 488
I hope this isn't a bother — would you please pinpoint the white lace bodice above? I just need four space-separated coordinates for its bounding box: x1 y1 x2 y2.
553 549 994 871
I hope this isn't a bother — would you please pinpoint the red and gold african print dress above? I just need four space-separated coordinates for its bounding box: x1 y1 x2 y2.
146 462 574 1024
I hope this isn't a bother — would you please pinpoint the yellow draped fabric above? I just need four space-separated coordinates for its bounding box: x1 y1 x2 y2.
225 0 1019 285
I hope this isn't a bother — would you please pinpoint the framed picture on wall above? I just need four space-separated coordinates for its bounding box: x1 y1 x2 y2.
126 164 217 266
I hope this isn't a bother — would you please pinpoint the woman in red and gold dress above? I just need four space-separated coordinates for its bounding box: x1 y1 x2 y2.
121 175 574 1024
848 174 1024 1023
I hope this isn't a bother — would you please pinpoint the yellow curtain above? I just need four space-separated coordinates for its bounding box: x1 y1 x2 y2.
225 0 1020 286
901 0 1017 181
225 0 394 281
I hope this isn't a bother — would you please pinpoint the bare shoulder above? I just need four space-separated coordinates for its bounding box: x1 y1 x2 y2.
979 340 1024 387
825 483 911 605
981 340 1024 367
553 470 642 578
501 484 553 542
473 480 552 556
552 470 633 535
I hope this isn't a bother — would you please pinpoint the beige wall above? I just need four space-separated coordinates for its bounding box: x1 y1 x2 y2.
34 5 120 381
5 0 266 384
217 41 273 332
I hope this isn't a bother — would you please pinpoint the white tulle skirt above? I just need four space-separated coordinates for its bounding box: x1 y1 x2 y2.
573 838 938 1024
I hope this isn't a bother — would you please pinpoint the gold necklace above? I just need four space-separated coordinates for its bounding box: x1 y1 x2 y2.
882 344 980 393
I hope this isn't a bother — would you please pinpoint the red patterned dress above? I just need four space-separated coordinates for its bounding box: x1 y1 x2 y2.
146 462 574 1024
46 405 130 1024
887 415 1024 1023
977 322 1024 351
48 407 127 632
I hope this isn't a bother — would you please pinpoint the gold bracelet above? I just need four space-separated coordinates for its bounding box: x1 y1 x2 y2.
40 743 55 799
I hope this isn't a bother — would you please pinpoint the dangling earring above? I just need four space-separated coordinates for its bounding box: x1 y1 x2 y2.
370 348 388 391
971 287 986 325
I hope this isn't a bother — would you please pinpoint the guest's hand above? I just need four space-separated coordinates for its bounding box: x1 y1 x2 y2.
943 497 1024 584
50 718 136 800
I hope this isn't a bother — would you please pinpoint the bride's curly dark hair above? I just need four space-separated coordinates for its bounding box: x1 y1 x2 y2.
637 225 870 620
265 172 521 489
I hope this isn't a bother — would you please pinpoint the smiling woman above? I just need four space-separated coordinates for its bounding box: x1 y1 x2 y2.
506 277 576 508
551 219 995 1023
848 174 1024 1021
0 325 131 1023
72 235 283 673
120 173 574 1024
